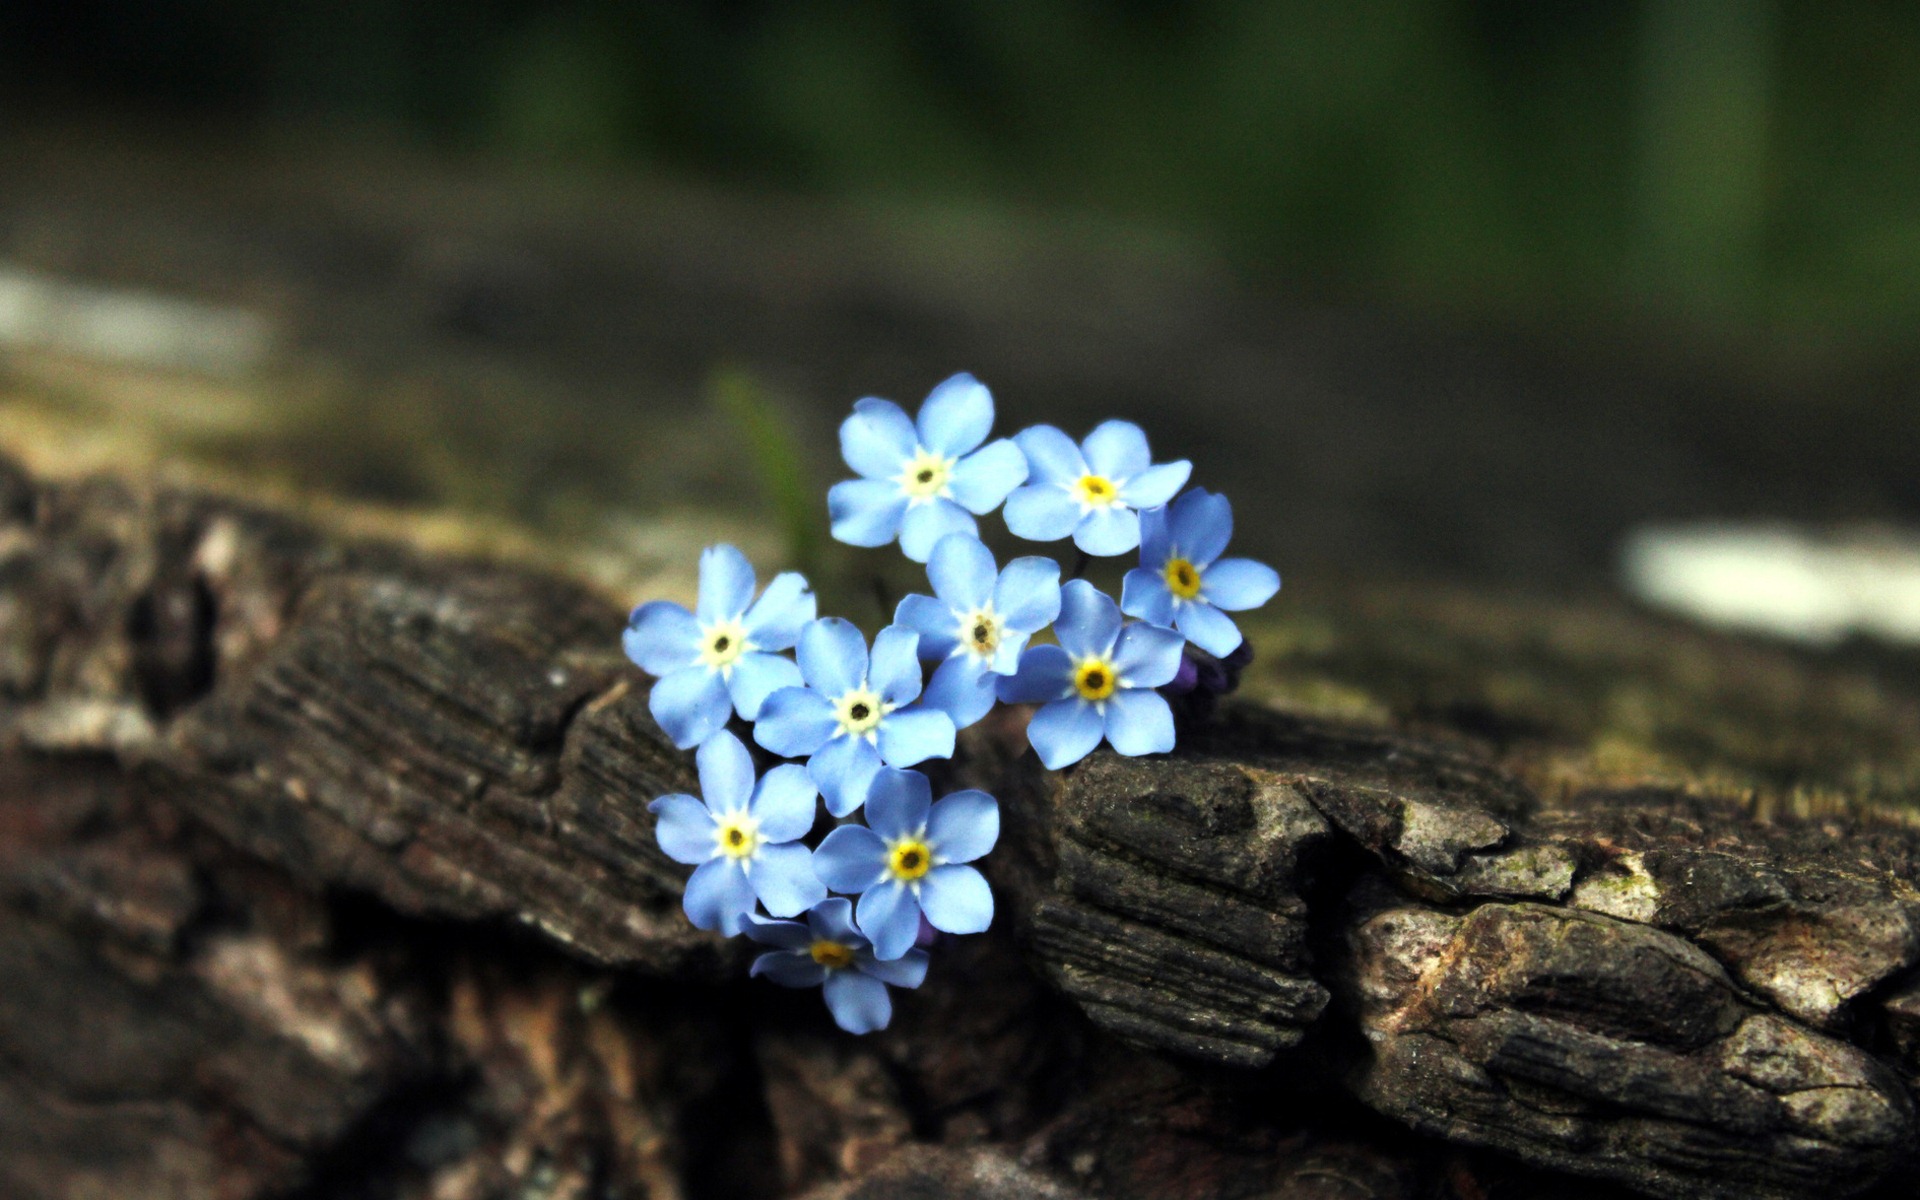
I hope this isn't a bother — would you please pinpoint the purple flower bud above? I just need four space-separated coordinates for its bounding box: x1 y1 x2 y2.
1163 655 1200 695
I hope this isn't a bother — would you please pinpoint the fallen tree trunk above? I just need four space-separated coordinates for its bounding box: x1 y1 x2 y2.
4 455 1919 1199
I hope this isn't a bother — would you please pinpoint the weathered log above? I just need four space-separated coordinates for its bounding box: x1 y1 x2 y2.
7 454 1920 1199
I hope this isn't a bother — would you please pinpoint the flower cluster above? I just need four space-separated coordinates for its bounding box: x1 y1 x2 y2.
625 374 1279 1033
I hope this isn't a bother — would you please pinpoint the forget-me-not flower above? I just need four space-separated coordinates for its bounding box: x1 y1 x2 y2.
894 533 1062 730
997 579 1184 769
625 544 815 749
648 732 825 937
828 373 1030 562
1121 488 1280 658
745 898 929 1034
754 619 957 817
812 768 998 961
1003 420 1190 556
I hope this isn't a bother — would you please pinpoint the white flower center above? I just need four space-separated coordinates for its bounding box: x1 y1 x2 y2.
833 686 893 741
1073 473 1123 512
697 618 753 674
713 812 761 861
955 605 1002 661
896 447 956 504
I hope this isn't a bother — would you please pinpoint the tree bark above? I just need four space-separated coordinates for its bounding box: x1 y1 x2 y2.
4 455 1920 1199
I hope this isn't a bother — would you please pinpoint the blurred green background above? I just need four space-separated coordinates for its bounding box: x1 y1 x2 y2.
3 0 1918 602
5 0 1917 342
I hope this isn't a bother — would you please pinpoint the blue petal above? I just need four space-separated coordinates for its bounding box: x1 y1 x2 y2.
1074 506 1140 556
753 686 838 758
749 763 818 843
918 865 994 935
1138 503 1173 569
727 652 802 721
857 947 928 988
915 373 994 457
1013 424 1085 485
867 625 924 706
996 644 1073 704
697 544 756 623
899 500 978 563
1176 602 1245 658
990 632 1031 676
922 655 997 729
1080 420 1151 478
823 970 893 1033
646 793 716 865
1167 488 1232 566
1113 621 1185 688
650 666 731 750
749 842 826 918
927 789 999 863
865 767 932 840
947 439 1028 514
1103 689 1175 757
813 825 888 894
1027 698 1104 769
894 593 960 660
927 533 995 610
807 897 863 945
1120 568 1176 627
751 950 829 988
876 707 955 768
810 735 883 818
683 858 755 935
744 913 814 950
798 618 869 697
1119 460 1191 510
1003 484 1080 543
743 571 816 649
856 882 922 961
1055 580 1122 659
993 556 1062 633
1202 558 1282 611
829 479 907 548
623 601 699 676
696 731 756 814
840 397 917 480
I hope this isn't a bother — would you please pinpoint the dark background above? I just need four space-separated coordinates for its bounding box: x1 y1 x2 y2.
2 0 1917 592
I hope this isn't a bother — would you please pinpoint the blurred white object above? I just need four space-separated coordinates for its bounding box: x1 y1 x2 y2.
0 262 273 376
1621 522 1920 646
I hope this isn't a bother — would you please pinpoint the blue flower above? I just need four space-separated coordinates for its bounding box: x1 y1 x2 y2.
996 579 1184 768
894 533 1062 730
812 768 998 961
625 544 815 749
745 898 929 1034
647 732 825 937
1120 488 1281 658
753 619 958 817
827 373 1030 563
1003 420 1191 555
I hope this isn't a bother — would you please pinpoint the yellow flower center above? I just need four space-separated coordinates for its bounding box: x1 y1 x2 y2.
1074 474 1121 509
810 940 856 970
697 618 752 673
714 814 760 860
959 607 1001 659
834 687 892 740
1163 556 1203 601
887 838 934 882
896 447 956 503
1073 657 1118 703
